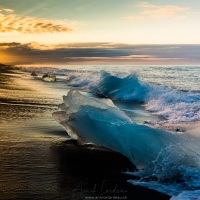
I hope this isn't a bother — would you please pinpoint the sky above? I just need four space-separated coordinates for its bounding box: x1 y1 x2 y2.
0 0 200 65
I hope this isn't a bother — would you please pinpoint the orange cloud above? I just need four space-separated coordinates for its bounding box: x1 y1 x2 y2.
125 2 190 20
0 14 75 33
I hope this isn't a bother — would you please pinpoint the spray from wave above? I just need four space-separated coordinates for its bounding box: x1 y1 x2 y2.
97 72 200 124
21 65 200 125
23 66 200 124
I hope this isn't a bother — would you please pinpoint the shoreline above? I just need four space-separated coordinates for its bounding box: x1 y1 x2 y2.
0 66 171 199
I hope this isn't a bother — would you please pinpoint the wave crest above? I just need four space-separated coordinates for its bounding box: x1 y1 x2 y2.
97 72 200 124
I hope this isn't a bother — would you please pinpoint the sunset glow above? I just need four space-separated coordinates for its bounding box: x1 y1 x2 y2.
0 0 200 65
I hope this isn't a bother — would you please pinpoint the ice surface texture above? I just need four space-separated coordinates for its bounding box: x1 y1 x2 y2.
53 90 199 169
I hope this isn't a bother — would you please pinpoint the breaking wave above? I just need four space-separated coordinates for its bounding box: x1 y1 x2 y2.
21 66 200 124
97 72 200 124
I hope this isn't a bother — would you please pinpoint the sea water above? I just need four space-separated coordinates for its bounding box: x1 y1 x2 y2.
20 65 200 200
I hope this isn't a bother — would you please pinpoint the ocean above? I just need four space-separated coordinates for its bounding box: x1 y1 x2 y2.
1 65 200 200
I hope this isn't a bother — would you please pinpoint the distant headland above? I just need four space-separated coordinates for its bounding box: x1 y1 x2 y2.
0 63 15 72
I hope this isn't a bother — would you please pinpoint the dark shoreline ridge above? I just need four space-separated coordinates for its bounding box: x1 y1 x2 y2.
52 139 170 200
0 63 15 72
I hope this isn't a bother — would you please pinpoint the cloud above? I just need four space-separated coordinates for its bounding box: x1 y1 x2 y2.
25 42 121 50
1 42 200 65
0 14 75 33
0 8 14 13
3 8 14 13
125 2 190 20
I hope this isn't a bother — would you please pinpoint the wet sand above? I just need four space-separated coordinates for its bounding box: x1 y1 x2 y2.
51 140 170 200
0 69 170 200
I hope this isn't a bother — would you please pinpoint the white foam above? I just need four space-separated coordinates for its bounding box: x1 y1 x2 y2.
21 66 200 124
128 166 200 200
65 71 100 92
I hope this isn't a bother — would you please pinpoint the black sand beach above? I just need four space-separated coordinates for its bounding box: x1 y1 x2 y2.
0 67 170 200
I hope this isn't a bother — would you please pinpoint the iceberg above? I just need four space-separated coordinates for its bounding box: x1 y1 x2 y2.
53 89 200 170
97 71 150 101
